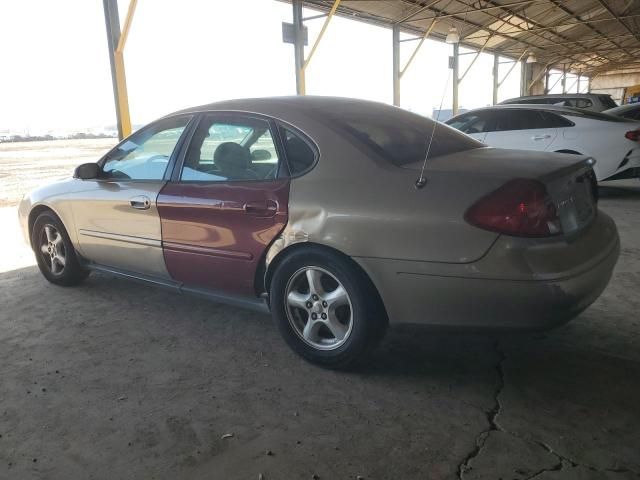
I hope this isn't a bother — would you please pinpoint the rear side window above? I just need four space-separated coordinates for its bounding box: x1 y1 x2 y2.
540 112 574 127
181 115 280 182
280 127 316 176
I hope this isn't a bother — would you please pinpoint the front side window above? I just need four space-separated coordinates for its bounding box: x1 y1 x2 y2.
102 116 191 180
181 116 279 182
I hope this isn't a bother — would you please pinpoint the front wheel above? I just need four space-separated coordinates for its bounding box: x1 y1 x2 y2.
32 211 89 286
269 248 387 369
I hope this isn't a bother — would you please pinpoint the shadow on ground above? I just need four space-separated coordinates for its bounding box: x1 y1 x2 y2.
1 262 638 479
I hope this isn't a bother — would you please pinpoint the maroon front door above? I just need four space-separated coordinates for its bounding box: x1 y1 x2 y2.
157 179 289 295
156 113 290 296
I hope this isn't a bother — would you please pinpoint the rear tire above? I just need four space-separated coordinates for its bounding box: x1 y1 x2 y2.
31 211 89 286
269 248 387 369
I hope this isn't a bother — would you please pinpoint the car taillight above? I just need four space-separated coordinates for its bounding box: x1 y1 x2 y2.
465 179 562 237
625 129 640 141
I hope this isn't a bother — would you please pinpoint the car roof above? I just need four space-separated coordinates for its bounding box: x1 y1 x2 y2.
171 95 399 119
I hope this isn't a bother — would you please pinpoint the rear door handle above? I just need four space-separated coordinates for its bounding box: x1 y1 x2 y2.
243 200 277 217
531 134 552 141
130 195 151 210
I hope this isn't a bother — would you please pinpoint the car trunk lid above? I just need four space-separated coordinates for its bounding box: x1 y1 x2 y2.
404 146 598 236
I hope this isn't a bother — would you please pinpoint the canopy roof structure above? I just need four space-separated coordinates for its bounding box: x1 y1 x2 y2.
103 0 640 139
295 0 640 76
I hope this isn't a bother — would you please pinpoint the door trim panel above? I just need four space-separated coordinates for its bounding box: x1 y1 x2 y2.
79 229 161 248
162 241 254 260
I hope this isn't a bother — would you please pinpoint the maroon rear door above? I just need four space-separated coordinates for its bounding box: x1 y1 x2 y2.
157 113 289 296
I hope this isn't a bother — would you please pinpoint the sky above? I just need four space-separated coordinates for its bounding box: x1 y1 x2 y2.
0 0 578 135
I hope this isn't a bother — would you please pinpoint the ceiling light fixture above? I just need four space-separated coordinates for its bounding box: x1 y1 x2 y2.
445 26 460 44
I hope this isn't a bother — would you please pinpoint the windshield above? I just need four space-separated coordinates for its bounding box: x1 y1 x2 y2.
326 107 482 166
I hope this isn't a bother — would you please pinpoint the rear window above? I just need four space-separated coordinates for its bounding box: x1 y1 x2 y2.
563 109 635 123
328 109 482 166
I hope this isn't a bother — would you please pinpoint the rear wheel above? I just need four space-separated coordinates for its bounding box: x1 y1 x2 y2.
269 248 387 369
32 211 89 286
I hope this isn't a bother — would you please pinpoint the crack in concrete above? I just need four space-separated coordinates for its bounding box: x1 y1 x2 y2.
455 340 640 479
457 340 505 479
524 459 565 480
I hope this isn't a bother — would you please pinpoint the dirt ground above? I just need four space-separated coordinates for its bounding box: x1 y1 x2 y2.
0 140 639 480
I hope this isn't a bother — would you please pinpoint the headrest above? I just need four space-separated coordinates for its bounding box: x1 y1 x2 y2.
214 142 251 171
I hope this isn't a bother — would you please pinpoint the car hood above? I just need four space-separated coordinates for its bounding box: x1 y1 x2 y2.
404 146 592 181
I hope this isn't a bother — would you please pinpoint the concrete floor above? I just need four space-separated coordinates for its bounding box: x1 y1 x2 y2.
1 180 639 479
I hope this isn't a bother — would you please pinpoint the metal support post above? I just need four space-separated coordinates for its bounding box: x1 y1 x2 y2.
392 25 401 106
492 53 499 104
544 68 550 94
292 0 305 95
452 43 459 115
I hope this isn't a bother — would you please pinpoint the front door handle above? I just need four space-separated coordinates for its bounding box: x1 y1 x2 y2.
531 134 552 141
130 195 151 210
243 200 277 217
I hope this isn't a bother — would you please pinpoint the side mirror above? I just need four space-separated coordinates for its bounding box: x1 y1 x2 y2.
251 149 272 161
74 163 101 180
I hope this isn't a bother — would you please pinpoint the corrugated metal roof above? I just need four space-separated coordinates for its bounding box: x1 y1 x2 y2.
293 0 640 75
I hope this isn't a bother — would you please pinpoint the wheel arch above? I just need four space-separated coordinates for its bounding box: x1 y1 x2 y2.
28 204 60 245
261 242 388 323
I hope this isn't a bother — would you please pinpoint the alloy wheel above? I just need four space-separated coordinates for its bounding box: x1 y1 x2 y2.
284 266 353 350
39 224 66 275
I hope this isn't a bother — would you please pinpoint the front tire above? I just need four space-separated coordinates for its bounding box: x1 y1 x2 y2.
31 211 89 286
269 248 387 369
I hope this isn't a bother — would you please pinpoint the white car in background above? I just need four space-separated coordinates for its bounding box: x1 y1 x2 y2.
445 105 640 181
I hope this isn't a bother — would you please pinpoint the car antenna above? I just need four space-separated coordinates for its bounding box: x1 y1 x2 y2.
415 69 452 189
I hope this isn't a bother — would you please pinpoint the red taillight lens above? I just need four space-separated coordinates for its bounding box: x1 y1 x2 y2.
465 179 562 237
625 129 640 141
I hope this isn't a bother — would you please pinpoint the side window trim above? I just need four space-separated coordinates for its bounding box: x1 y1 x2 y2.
97 114 195 183
275 121 319 178
171 112 283 184
170 113 204 182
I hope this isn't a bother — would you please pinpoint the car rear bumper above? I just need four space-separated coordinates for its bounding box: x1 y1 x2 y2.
355 211 620 330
